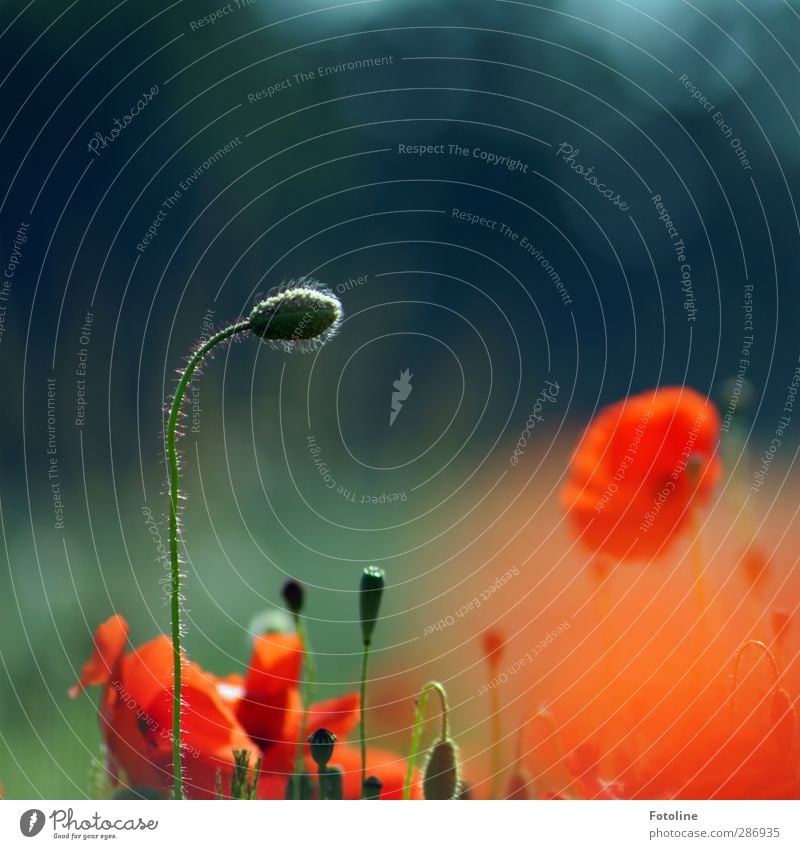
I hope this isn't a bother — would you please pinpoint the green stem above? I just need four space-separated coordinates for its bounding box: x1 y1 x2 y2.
166 320 250 799
403 681 449 800
292 615 316 798
359 640 372 797
488 679 503 799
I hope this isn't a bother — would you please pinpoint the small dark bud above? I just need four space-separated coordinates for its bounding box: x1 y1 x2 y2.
423 738 460 800
308 728 337 770
481 628 505 674
363 775 383 800
360 566 386 645
282 579 305 616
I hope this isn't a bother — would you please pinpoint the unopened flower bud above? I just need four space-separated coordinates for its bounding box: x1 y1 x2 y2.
359 566 385 646
248 279 342 351
423 738 460 800
282 579 305 616
362 775 383 800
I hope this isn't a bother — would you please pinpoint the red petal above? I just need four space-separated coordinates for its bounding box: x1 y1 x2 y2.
69 614 128 696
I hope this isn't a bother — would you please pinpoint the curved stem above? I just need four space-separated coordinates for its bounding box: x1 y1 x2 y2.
728 639 781 729
731 640 781 697
402 681 449 800
166 320 249 799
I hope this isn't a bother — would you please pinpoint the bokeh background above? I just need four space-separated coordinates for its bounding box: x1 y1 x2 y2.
1 0 799 798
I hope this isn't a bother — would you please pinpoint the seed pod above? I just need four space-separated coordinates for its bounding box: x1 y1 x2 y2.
423 738 460 800
248 279 342 351
308 728 337 771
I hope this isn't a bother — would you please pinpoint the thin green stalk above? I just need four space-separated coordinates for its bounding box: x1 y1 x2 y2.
292 615 316 798
488 680 503 799
359 641 371 797
166 320 250 799
403 681 449 800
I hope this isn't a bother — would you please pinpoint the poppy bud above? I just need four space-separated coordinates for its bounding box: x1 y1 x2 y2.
248 279 342 350
308 728 337 771
282 579 305 616
481 628 505 675
360 566 385 646
362 775 383 799
771 609 791 641
423 738 461 800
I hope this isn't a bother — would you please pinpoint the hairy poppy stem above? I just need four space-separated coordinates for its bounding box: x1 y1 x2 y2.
166 321 250 799
728 640 782 734
164 281 343 800
730 640 781 700
403 681 449 800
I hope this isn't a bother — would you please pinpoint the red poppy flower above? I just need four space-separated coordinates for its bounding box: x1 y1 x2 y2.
70 615 416 799
69 614 258 799
560 387 721 561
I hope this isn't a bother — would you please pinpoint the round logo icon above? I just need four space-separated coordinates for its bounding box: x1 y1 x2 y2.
19 810 46 837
